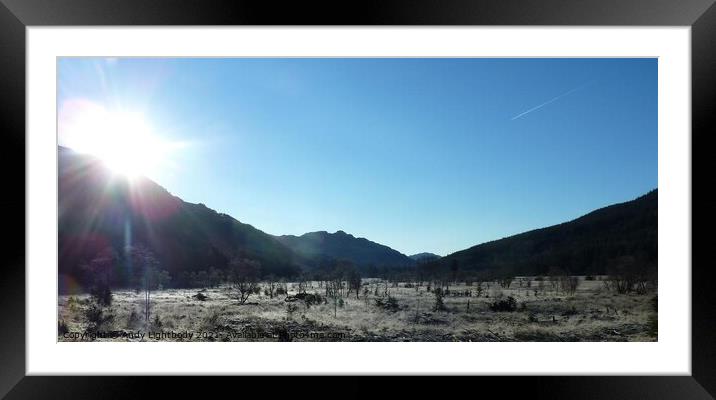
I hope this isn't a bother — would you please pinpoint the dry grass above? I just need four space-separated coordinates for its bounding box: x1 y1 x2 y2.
57 276 657 342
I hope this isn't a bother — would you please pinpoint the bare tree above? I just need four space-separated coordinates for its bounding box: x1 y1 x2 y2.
432 287 446 311
560 275 580 295
208 267 223 288
82 247 117 307
129 245 166 323
604 256 653 295
498 276 514 289
228 257 261 304
347 269 362 299
265 274 277 299
81 247 118 334
536 277 546 295
548 267 564 293
297 272 310 294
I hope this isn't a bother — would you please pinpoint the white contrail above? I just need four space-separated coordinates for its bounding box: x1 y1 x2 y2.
511 84 587 121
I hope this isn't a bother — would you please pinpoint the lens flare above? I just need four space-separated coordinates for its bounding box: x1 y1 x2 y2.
59 99 180 179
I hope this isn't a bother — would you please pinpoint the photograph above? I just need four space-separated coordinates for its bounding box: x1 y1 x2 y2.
2 0 710 393
56 57 657 343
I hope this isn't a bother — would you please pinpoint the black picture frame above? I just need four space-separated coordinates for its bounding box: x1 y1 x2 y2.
1 0 713 398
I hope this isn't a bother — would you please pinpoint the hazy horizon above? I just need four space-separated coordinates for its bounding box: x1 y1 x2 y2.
58 58 657 256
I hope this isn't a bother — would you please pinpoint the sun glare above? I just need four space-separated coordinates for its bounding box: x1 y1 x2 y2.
60 101 177 179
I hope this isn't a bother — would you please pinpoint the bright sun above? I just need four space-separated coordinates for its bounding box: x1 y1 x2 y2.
60 101 176 178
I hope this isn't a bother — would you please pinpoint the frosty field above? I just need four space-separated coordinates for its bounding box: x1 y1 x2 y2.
58 277 657 342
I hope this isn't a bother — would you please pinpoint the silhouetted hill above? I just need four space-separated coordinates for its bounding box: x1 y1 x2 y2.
276 230 415 268
440 190 657 277
58 146 302 291
58 145 657 291
409 252 441 263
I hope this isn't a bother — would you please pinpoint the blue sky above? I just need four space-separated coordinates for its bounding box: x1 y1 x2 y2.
58 58 657 256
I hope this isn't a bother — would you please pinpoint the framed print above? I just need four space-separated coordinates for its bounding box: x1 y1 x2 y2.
2 0 715 398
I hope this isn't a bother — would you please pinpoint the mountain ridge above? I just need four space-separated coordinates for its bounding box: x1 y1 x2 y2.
58 146 414 291
275 230 416 267
58 146 303 289
409 252 441 263
58 145 657 290
438 189 657 277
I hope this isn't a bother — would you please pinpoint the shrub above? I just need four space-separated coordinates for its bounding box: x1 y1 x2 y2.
67 296 79 313
562 305 577 316
604 257 653 295
276 326 292 342
604 277 631 294
374 296 400 312
199 308 224 334
498 277 514 289
489 296 518 312
285 292 324 307
193 292 208 301
647 314 657 338
475 282 485 297
286 303 299 318
151 314 163 330
647 295 658 338
306 293 324 306
634 279 649 295
560 276 580 295
89 282 112 307
84 303 114 334
127 309 140 328
432 288 446 311
58 319 69 336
